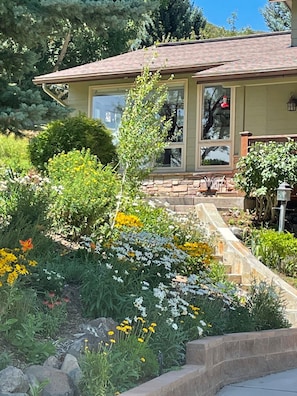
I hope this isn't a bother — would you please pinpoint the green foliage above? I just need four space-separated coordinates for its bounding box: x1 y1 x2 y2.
80 344 112 396
9 313 56 363
0 171 51 245
47 149 120 237
0 286 56 364
247 280 290 330
140 0 206 46
29 114 117 170
234 140 297 221
80 317 158 395
117 67 172 192
261 2 291 32
250 228 297 277
0 0 158 132
0 134 32 174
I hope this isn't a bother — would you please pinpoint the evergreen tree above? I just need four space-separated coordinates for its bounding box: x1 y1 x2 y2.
140 0 206 46
261 1 291 31
0 0 158 133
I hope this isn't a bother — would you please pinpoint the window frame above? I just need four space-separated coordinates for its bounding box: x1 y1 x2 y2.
196 84 235 171
89 79 188 172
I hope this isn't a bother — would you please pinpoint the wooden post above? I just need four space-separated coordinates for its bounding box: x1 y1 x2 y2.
240 131 253 156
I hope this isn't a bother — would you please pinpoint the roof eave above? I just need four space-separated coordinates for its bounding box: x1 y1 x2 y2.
33 64 225 85
193 68 297 83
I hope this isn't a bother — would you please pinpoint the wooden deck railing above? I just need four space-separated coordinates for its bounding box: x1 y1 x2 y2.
240 131 297 156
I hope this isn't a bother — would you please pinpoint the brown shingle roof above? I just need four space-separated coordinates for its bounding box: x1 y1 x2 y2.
33 32 295 85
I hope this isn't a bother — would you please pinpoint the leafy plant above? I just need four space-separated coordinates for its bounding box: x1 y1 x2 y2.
0 133 32 174
47 149 120 238
117 67 172 192
234 139 297 221
29 114 117 170
0 170 51 239
249 228 297 271
79 317 158 396
247 280 290 330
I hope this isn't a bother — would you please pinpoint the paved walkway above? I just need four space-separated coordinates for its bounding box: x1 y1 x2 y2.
216 368 297 395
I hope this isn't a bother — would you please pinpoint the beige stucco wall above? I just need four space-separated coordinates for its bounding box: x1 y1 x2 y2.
67 74 297 173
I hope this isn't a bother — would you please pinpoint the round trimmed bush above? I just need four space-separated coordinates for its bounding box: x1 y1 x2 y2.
29 114 117 170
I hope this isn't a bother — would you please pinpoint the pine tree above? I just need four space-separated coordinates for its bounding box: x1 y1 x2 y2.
261 2 291 32
0 0 158 133
140 0 206 46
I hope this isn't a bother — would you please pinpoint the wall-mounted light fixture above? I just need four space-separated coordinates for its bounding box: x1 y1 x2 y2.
287 94 297 111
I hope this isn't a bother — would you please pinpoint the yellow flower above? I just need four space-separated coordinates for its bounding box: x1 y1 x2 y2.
110 339 116 343
7 271 18 285
140 357 146 362
138 337 144 343
142 328 148 333
148 326 155 333
108 330 115 336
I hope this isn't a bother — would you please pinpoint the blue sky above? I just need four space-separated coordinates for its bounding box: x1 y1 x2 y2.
193 0 269 32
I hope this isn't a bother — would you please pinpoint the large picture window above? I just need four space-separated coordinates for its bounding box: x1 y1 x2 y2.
198 85 232 167
91 82 186 170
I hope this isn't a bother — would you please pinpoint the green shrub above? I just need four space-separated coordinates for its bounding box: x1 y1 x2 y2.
47 149 120 238
250 228 297 271
0 171 51 247
29 114 117 170
247 280 290 330
234 139 297 221
0 134 32 174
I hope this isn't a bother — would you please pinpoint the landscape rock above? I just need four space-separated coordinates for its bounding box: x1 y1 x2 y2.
0 366 29 394
0 317 119 396
68 317 118 358
0 393 28 396
61 354 82 387
25 365 77 396
43 356 61 369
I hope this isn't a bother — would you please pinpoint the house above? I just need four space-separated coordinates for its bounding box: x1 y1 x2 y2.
33 0 297 199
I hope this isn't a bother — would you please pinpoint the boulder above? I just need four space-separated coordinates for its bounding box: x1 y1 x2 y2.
0 366 29 394
25 365 77 396
60 354 82 387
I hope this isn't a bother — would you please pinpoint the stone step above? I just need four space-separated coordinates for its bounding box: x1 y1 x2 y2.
223 263 233 274
151 196 246 210
227 274 243 285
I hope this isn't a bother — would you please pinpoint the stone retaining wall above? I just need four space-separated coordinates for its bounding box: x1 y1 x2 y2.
141 173 236 197
122 328 297 396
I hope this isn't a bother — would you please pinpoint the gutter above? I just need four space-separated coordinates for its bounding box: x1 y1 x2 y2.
42 83 67 107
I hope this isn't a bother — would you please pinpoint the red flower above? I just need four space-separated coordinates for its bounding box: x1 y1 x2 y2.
48 292 55 298
19 238 33 252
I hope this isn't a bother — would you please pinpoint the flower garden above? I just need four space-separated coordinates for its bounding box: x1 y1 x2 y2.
0 70 291 395
0 149 290 395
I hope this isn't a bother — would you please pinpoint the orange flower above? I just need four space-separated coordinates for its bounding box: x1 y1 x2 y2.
19 238 33 252
90 242 96 250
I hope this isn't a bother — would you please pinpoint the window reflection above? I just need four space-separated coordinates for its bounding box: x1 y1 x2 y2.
200 146 230 166
156 148 182 168
92 92 126 143
202 86 230 140
160 87 184 143
92 84 184 169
